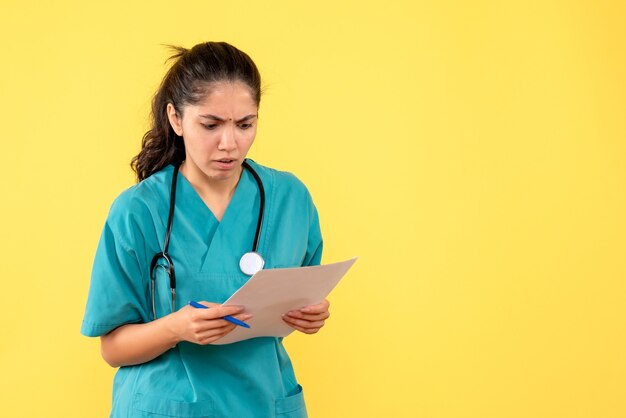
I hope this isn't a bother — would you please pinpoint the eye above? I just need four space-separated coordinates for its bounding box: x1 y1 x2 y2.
202 124 218 130
238 123 254 130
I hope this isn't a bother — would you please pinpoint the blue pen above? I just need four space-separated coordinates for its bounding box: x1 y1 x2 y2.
188 300 251 328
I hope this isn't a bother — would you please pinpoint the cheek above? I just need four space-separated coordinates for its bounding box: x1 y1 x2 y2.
241 128 257 146
184 132 217 156
240 137 255 154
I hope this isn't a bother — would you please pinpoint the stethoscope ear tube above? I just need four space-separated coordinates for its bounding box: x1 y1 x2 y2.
150 159 266 320
242 160 265 253
162 161 180 256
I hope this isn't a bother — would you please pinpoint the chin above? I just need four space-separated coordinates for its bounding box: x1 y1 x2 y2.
205 168 238 181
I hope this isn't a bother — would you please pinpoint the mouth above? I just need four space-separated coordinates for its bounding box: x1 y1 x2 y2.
213 158 238 169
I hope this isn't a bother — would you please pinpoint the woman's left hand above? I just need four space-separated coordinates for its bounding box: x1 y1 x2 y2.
282 299 330 335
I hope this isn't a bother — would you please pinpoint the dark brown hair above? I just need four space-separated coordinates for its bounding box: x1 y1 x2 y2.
131 42 262 181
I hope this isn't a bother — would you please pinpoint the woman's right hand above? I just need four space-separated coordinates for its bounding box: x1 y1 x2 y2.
101 302 251 367
167 302 252 345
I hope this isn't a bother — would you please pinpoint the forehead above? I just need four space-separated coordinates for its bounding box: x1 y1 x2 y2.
188 81 257 114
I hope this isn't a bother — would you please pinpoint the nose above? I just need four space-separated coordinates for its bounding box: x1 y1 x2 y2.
217 124 237 152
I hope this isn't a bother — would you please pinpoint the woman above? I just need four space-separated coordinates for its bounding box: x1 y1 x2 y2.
81 41 329 418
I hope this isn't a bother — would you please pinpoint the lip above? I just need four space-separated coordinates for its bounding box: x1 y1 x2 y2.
212 158 238 170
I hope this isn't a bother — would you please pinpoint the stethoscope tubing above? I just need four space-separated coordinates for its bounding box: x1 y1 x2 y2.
242 159 265 252
150 159 265 320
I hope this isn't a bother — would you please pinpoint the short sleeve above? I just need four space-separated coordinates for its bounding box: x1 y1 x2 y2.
302 193 323 267
81 215 149 337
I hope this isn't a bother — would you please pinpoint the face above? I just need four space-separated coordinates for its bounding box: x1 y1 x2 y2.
167 80 258 183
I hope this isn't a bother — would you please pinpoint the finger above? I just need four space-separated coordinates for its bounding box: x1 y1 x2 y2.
197 313 252 333
201 320 248 344
287 322 321 335
218 304 247 316
202 323 234 337
214 315 252 329
284 310 329 321
231 313 253 322
197 313 252 336
299 300 330 314
198 301 221 308
197 323 236 344
195 328 227 345
194 304 245 320
282 315 326 330
197 301 245 313
189 318 231 335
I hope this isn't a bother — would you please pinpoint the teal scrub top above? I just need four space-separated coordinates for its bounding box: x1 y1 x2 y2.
81 160 323 418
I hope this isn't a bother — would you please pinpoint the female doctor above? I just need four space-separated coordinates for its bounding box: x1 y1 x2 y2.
81 41 329 418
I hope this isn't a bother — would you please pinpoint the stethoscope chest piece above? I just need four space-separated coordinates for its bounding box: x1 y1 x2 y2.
240 251 265 276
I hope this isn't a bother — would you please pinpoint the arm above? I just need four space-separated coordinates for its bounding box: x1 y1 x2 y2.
100 303 251 367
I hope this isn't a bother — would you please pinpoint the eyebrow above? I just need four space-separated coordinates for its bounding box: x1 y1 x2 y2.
199 114 258 123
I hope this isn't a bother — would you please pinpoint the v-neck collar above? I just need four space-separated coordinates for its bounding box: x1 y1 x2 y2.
171 164 259 273
177 166 246 224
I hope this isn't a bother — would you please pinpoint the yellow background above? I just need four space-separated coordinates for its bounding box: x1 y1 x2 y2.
1 1 625 417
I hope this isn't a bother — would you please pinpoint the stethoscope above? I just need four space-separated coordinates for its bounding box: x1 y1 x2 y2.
149 159 266 320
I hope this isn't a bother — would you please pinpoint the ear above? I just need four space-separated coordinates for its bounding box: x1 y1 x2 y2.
166 103 184 136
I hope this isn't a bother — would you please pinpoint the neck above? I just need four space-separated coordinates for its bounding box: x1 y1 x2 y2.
179 160 243 200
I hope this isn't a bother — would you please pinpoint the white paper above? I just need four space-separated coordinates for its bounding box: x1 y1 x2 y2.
212 257 358 345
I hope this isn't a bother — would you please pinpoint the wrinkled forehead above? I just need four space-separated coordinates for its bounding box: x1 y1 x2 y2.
181 80 258 119
188 79 258 107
